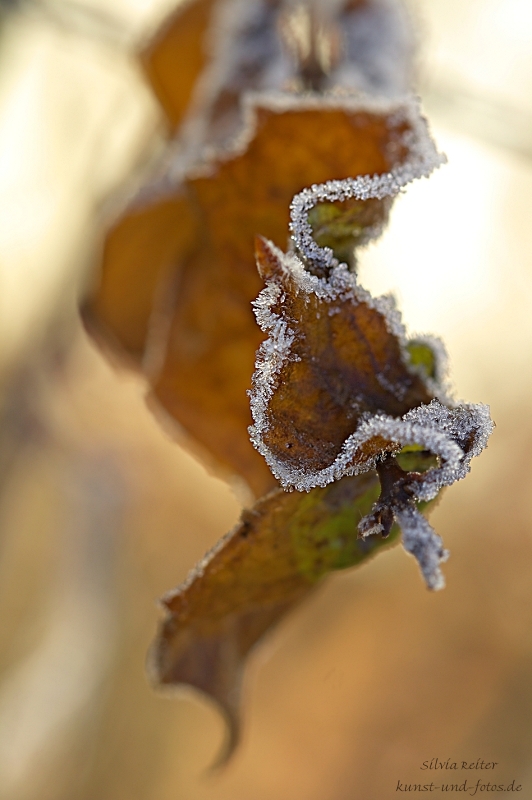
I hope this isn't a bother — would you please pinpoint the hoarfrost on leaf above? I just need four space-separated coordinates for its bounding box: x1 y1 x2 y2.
86 0 496 766
249 173 494 589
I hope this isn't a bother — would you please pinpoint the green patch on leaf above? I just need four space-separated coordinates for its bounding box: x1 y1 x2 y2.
406 340 437 381
396 445 439 474
152 471 407 764
307 196 391 267
290 476 398 580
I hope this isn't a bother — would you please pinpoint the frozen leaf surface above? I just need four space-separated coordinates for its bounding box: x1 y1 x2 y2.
249 175 494 587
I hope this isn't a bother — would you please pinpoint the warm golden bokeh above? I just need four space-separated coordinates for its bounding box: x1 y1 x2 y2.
1 1 532 799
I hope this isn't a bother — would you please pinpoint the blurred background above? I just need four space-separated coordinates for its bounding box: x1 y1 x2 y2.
1 0 532 798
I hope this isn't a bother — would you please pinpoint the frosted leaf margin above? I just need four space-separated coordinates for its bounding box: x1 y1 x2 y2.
248 157 493 589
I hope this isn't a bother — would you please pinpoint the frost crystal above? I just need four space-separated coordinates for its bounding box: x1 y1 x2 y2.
289 103 445 275
396 506 449 591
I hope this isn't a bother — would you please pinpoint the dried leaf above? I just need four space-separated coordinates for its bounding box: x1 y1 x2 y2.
87 98 440 496
250 233 433 479
86 192 198 362
141 0 218 129
249 175 494 588
152 470 397 763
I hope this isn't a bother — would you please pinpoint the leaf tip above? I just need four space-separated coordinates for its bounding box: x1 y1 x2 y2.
148 614 243 768
254 235 283 282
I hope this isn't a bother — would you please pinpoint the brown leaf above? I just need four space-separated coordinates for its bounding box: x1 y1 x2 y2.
250 233 433 481
86 99 438 496
248 173 493 589
85 0 438 495
151 470 395 763
141 0 218 129
87 192 198 362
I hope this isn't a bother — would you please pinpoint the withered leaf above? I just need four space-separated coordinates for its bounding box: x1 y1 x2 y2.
139 0 415 132
84 0 442 496
87 192 198 361
141 0 218 129
86 99 439 496
152 469 398 763
250 233 433 479
249 174 494 588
